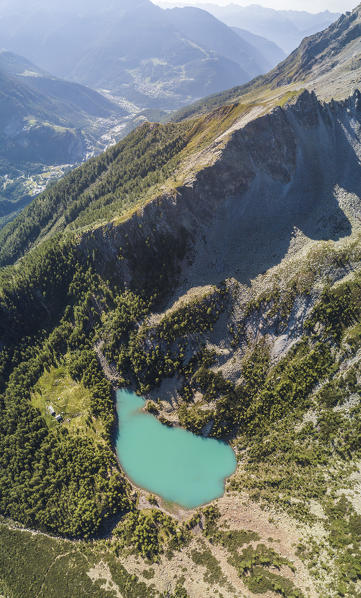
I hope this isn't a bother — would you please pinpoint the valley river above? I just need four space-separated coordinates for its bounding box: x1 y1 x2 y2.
115 389 236 508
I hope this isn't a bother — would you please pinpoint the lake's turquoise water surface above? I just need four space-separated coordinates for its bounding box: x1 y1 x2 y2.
115 389 236 508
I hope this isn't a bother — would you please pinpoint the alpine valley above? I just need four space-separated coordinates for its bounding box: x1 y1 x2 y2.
2 5 361 598
0 0 290 230
0 49 133 229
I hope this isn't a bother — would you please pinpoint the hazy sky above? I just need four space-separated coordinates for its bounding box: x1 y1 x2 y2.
154 0 356 13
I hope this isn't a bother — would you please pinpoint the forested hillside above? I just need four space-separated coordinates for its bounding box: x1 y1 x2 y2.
2 5 361 598
0 120 193 266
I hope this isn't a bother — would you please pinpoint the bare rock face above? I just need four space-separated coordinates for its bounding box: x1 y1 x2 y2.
80 90 361 297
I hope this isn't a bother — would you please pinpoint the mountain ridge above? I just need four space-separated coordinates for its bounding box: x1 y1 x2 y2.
171 4 361 121
2 85 361 596
0 50 122 149
159 2 340 53
231 27 286 71
1 87 360 317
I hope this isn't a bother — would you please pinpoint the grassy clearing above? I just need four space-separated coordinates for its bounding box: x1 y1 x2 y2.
31 360 105 441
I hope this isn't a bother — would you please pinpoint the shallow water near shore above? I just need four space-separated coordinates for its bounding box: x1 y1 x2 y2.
115 389 236 508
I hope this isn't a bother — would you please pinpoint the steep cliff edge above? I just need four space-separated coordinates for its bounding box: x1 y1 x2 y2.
76 90 361 296
2 89 361 348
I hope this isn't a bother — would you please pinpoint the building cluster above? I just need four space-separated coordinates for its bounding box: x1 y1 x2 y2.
47 404 63 423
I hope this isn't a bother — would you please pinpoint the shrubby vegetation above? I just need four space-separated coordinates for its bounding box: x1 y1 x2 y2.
0 521 156 598
296 495 361 596
195 505 304 597
113 509 189 562
177 336 333 440
233 544 303 597
305 277 361 341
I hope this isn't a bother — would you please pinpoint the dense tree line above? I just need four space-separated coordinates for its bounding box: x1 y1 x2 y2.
0 241 135 537
103 287 226 395
0 336 132 537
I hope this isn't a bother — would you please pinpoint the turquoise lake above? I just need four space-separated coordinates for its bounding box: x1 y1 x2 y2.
115 389 237 508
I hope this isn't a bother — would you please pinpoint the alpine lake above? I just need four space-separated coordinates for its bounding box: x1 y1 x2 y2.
115 389 237 508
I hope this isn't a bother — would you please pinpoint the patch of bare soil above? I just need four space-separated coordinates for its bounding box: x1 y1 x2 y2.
87 561 122 598
113 492 318 598
217 494 318 598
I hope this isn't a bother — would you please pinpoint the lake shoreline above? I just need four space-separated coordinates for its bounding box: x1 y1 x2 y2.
114 389 237 511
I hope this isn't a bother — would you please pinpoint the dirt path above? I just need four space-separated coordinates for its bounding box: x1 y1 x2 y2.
36 551 78 598
95 341 120 384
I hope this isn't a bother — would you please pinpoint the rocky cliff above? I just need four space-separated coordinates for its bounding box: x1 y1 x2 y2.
78 90 361 299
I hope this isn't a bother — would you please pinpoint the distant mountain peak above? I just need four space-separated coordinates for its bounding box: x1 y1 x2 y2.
257 3 361 99
179 3 339 53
